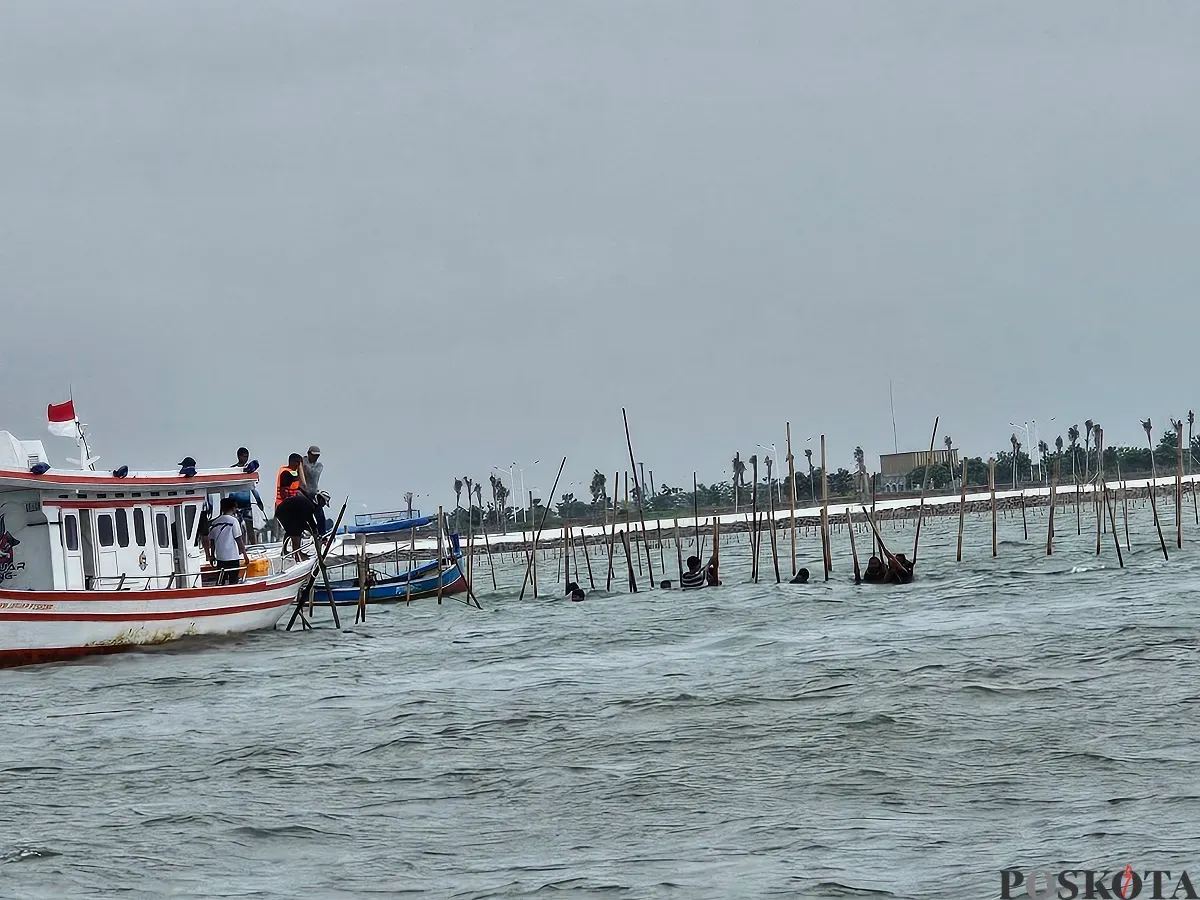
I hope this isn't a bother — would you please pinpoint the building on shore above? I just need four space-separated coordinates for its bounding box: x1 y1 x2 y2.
879 449 960 493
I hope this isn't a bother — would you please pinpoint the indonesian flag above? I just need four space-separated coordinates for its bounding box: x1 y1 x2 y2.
47 400 79 438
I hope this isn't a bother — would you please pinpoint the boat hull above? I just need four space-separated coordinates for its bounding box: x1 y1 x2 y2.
321 560 468 606
0 561 314 668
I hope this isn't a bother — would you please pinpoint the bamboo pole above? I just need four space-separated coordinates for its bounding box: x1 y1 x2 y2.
712 517 721 585
579 526 596 590
956 458 968 562
355 535 368 624
1019 492 1027 541
517 457 567 601
405 508 417 604
693 472 701 565
1075 477 1081 535
820 434 831 581
621 408 654 583
911 417 939 564
768 492 780 584
750 458 759 582
656 519 665 573
1094 428 1104 556
1047 459 1059 555
1143 420 1169 561
674 517 683 585
1177 418 1184 549
620 529 637 593
989 458 997 558
481 525 498 590
437 507 445 605
1104 481 1124 568
563 524 571 593
786 422 797 576
846 506 861 584
1116 458 1130 553
871 474 881 558
605 470 619 589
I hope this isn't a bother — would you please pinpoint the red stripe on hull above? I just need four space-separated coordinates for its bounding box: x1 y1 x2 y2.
0 644 140 668
0 596 293 622
0 571 309 603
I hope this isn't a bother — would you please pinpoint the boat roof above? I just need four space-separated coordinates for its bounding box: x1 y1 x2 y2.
0 430 258 493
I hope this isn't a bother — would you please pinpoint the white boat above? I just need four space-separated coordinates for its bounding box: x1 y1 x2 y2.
0 428 315 668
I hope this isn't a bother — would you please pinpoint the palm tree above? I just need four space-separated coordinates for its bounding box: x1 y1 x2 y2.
1010 433 1020 489
453 478 464 509
1038 441 1049 480
1084 420 1095 481
463 477 474 522
473 482 483 510
1067 425 1080 480
763 455 773 502
404 491 414 518
589 470 607 504
853 446 867 499
804 448 815 501
942 436 954 488
731 452 746 511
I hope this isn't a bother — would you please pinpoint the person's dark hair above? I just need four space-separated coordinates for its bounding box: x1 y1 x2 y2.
565 582 580 594
237 447 249 458
660 580 672 589
288 453 303 466
798 567 809 578
686 556 700 570
220 497 238 513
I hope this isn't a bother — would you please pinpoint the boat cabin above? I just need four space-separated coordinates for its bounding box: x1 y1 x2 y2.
0 431 261 592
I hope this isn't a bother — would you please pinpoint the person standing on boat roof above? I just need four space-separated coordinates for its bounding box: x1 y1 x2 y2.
205 497 252 585
235 447 250 468
300 445 323 501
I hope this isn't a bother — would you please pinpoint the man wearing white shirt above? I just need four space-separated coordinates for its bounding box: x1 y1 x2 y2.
204 497 251 585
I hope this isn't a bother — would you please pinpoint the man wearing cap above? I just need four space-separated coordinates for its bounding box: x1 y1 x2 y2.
300 445 323 501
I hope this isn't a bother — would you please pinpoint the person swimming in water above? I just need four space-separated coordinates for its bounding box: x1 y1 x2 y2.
789 567 810 584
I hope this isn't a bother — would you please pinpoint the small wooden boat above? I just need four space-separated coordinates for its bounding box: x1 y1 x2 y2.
319 513 468 605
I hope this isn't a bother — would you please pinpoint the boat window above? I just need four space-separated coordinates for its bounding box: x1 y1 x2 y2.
98 514 115 547
133 509 147 547
156 513 170 548
115 509 130 548
184 505 197 541
64 514 79 551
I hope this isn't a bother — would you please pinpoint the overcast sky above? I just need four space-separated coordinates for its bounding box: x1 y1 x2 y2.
2 2 1198 511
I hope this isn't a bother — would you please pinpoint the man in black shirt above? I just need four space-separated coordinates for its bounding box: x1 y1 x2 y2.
275 474 321 559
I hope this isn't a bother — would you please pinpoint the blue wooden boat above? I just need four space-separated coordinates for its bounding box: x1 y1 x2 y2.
321 518 469 605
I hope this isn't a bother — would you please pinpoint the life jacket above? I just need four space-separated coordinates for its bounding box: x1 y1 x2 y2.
275 466 301 508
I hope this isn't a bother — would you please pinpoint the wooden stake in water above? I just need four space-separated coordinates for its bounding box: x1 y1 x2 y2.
956 457 968 562
622 408 655 583
481 525 498 590
749 456 759 582
355 534 369 625
871 474 881 559
605 469 619 589
1116 457 1130 553
768 486 780 584
1103 479 1124 568
989 458 998 558
846 505 861 584
437 506 445 605
1176 417 1184 549
620 529 637 593
1047 459 1059 556
517 457 567 601
1019 492 1028 541
1142 419 1169 560
911 417 939 565
674 517 684 585
657 519 665 573
579 526 596 590
820 435 831 581
693 471 701 564
786 422 797 576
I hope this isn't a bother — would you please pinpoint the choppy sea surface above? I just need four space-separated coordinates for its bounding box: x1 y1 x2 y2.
3 500 1200 900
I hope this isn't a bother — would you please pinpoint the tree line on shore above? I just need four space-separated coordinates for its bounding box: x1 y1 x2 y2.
443 419 1199 532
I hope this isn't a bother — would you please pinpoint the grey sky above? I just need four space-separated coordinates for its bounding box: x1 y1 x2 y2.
2 2 1198 511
